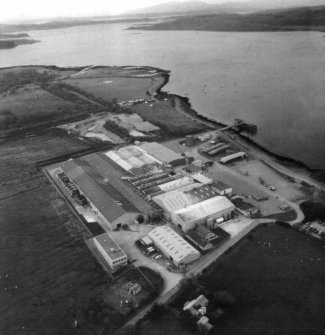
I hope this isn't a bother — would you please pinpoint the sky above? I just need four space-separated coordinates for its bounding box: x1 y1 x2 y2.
0 0 320 23
1 0 249 22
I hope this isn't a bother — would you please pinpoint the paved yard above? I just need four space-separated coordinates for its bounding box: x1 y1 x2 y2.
232 159 305 202
109 225 184 295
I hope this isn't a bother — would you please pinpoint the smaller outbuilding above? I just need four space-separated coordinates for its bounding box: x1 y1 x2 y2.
220 151 247 164
211 181 232 197
184 295 209 317
148 225 200 267
232 197 259 217
94 233 128 270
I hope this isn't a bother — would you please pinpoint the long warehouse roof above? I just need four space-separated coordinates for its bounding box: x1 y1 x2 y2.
140 142 184 164
152 183 202 213
61 159 138 222
148 225 200 264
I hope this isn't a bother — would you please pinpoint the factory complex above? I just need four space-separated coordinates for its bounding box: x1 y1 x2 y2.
54 140 239 269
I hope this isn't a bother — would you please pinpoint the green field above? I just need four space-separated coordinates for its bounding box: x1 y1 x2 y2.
0 179 107 334
130 97 206 135
0 84 82 128
63 76 153 102
162 223 325 335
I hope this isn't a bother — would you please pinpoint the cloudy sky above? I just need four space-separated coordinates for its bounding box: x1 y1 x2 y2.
0 0 319 22
0 0 250 22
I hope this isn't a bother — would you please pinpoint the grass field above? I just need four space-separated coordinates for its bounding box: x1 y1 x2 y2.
130 97 206 135
0 129 112 334
164 223 325 335
0 178 107 334
0 84 82 126
0 129 92 198
63 77 153 102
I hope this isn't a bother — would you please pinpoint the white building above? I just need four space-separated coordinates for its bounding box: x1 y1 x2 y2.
158 176 194 192
140 142 186 167
152 183 202 215
94 233 128 269
148 225 200 267
191 173 213 185
171 196 235 232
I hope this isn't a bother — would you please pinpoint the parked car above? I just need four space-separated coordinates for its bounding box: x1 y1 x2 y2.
153 254 162 260
279 203 290 211
268 185 276 191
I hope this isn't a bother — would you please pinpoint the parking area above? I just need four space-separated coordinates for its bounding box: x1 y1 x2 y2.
109 225 183 294
232 159 305 202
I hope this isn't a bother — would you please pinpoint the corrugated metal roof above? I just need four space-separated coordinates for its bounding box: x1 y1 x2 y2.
140 142 184 164
191 173 213 185
158 177 194 192
212 181 231 191
61 159 138 223
153 183 202 213
220 151 247 164
148 225 200 263
173 196 234 224
184 184 217 202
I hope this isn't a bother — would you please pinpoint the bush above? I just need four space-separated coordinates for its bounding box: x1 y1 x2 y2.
104 120 130 138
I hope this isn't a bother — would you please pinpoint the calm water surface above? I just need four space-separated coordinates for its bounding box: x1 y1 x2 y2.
1 23 324 168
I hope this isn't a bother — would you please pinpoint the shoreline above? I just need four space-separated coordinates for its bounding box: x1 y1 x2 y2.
1 64 324 184
155 69 325 185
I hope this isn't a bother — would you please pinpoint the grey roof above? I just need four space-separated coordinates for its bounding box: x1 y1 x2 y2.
140 142 184 164
61 159 138 223
184 185 217 202
95 233 126 260
212 181 231 191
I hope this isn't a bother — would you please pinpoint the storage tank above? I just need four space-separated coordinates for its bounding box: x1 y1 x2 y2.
185 135 195 147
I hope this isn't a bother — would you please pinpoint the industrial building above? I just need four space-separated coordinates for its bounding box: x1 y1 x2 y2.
61 159 142 230
152 183 218 217
140 142 187 167
171 196 235 232
190 173 213 185
158 176 194 192
148 225 200 267
186 225 230 252
220 151 247 164
105 145 161 175
94 233 128 269
211 181 233 197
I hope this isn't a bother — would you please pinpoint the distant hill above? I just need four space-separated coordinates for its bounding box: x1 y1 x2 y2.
128 1 211 15
128 5 325 32
127 0 325 15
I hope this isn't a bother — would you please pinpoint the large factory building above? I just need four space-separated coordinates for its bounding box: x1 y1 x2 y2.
61 159 142 230
171 196 235 232
148 225 200 267
140 142 187 167
153 184 218 218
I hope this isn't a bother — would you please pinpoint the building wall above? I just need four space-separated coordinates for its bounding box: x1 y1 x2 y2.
170 157 186 167
112 212 142 229
148 229 200 266
215 188 233 196
94 239 127 269
177 253 200 267
89 202 114 230
172 207 234 233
